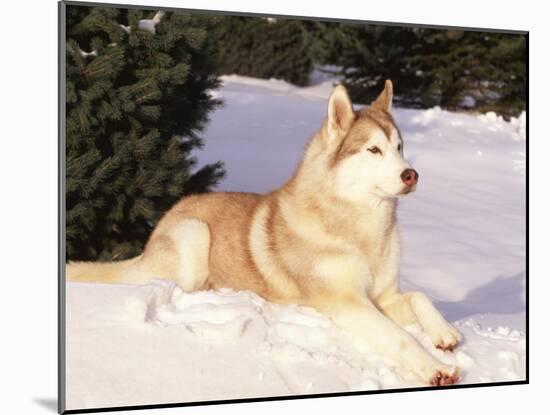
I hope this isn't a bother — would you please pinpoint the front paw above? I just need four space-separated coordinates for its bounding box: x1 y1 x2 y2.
429 365 460 386
427 320 462 351
415 358 460 386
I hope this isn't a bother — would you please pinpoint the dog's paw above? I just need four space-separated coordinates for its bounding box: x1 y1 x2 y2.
429 366 460 386
427 320 462 352
416 358 460 386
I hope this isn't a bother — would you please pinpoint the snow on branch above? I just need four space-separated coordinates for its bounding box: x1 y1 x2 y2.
76 10 165 59
78 48 98 58
120 11 165 35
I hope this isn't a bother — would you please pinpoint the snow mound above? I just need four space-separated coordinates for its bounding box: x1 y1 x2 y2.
66 279 525 410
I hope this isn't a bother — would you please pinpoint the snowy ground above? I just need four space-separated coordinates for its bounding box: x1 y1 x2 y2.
65 75 526 410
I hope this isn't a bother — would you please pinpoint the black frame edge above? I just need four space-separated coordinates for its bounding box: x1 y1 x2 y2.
62 381 528 414
525 31 529 385
59 1 67 414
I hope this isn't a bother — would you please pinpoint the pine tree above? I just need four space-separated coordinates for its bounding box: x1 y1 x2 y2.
331 25 426 107
213 17 313 86
303 21 355 69
66 5 225 261
417 30 527 116
334 25 526 117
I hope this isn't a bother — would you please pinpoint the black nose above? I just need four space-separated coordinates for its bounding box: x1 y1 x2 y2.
401 168 419 186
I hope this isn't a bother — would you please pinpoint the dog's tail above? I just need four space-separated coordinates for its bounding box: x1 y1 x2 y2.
66 256 142 284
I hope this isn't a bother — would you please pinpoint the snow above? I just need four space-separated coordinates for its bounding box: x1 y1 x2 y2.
65 75 526 410
119 11 165 34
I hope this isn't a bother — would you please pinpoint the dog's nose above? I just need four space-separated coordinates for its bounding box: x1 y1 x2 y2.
400 168 419 187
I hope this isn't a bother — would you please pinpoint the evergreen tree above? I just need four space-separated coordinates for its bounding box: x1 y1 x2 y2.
329 25 427 107
66 6 225 261
213 17 313 86
335 25 526 117
416 30 527 116
303 21 356 68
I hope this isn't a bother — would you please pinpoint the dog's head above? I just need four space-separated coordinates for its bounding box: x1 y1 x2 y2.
319 81 418 202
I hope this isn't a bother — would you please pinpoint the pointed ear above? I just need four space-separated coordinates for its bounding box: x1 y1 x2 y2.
372 80 393 112
327 85 355 137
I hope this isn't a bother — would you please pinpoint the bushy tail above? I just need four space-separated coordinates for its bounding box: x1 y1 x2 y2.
66 256 142 284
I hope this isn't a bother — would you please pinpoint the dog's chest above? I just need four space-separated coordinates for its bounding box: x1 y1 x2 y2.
311 214 397 298
356 219 399 298
281 196 398 298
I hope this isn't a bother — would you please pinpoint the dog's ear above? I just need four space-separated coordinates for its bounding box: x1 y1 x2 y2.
327 85 355 138
372 80 393 112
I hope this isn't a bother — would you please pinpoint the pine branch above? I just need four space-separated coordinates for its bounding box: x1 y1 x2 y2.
66 7 224 261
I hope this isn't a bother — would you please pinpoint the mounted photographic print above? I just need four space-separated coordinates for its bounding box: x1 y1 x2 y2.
59 1 528 412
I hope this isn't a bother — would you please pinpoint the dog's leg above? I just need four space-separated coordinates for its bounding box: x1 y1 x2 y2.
308 295 459 385
142 218 211 291
169 219 211 291
376 291 462 351
373 229 461 351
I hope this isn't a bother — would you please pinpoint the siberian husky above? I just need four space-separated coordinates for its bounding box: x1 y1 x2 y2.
68 81 461 386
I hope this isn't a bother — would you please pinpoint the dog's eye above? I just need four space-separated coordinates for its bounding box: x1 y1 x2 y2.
397 144 402 151
368 146 381 155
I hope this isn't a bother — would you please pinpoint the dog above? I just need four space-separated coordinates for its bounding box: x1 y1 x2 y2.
67 81 462 386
